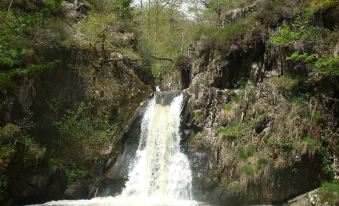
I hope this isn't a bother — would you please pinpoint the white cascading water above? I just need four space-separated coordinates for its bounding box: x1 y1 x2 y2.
38 93 198 206
122 94 192 199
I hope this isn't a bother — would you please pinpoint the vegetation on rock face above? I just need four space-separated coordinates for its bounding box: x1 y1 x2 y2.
0 0 338 205
185 0 338 204
270 4 339 77
319 180 339 205
0 0 152 204
0 121 46 202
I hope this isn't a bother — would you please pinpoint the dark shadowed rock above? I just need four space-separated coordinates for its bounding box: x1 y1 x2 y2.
64 179 90 200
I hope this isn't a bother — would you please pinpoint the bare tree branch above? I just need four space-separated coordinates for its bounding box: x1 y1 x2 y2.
151 55 174 62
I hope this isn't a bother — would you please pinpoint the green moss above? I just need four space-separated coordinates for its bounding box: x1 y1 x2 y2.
311 0 338 11
194 110 203 121
318 180 339 205
210 168 222 182
194 132 203 140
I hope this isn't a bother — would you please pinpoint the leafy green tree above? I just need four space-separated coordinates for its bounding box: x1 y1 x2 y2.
113 0 133 19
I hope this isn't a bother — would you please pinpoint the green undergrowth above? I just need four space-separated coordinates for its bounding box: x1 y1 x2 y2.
196 0 309 51
51 101 119 166
270 3 339 77
0 9 62 86
223 96 241 111
318 180 339 205
64 167 87 184
0 121 46 201
198 13 264 51
218 123 246 140
194 110 203 121
238 147 256 161
0 5 148 200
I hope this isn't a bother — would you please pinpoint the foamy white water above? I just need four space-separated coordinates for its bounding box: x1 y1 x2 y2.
35 93 198 206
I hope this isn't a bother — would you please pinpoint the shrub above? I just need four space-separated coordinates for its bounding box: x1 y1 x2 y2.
238 147 256 160
291 92 311 106
303 136 319 152
270 27 302 46
23 138 46 164
218 123 245 140
256 158 270 170
278 139 294 158
242 166 255 175
256 0 291 26
54 102 116 164
198 14 263 51
215 14 262 49
314 57 339 76
65 167 87 184
0 124 21 141
286 52 317 63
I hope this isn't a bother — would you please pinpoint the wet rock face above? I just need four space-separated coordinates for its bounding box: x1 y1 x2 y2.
189 40 266 90
101 100 149 195
7 172 67 205
184 83 326 205
187 147 216 201
317 4 339 30
160 74 180 91
64 179 90 200
185 85 232 129
155 90 183 105
208 155 323 205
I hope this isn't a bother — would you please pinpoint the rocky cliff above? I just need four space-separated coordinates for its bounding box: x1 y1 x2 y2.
0 1 153 205
160 0 338 205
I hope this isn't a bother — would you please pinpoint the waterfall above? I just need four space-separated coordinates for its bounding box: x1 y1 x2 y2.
38 92 198 206
122 93 193 199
